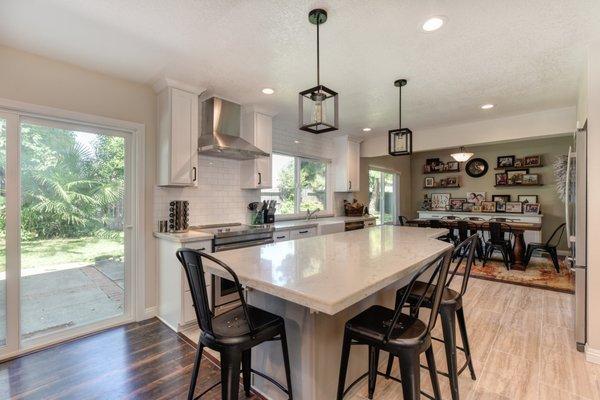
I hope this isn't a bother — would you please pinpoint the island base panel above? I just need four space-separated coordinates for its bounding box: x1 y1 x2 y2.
247 278 411 400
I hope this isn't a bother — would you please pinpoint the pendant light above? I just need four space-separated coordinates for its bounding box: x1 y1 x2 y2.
388 79 412 156
298 9 338 134
450 146 474 162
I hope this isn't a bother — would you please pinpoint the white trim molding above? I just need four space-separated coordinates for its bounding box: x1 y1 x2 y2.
143 306 158 320
585 346 600 364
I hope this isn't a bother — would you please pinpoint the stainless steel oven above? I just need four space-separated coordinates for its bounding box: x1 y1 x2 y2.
195 223 274 311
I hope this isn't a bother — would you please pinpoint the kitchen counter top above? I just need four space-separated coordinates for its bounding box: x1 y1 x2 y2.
271 215 376 231
204 225 450 315
153 230 214 243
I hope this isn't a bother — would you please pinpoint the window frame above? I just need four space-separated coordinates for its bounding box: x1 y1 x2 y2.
262 151 332 219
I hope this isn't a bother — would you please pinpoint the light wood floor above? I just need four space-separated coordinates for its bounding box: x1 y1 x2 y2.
342 278 599 400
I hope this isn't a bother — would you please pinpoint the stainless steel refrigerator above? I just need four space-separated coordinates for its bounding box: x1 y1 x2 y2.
566 123 587 352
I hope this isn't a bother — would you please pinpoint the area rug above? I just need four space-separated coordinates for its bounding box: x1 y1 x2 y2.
455 254 574 293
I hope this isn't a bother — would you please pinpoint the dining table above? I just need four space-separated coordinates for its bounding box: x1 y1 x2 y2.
406 218 543 271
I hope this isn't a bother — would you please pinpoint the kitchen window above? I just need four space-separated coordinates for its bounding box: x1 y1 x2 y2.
261 153 329 216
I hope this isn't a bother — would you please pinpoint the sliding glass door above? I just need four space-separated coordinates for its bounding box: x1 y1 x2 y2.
0 110 135 357
19 119 129 343
368 169 398 225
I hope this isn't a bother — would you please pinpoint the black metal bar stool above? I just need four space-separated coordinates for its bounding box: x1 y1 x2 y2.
176 249 293 400
336 247 454 400
524 222 565 272
385 234 479 400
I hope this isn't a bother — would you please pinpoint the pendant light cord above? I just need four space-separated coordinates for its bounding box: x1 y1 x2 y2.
316 14 320 87
398 84 402 129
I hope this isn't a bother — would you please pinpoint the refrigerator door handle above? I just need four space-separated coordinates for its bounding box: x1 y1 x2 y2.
565 145 573 248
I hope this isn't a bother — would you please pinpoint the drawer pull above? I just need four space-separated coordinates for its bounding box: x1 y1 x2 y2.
195 247 206 251
299 230 309 234
276 236 286 239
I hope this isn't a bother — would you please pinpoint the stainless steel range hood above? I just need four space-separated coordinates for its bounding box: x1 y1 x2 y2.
199 97 269 160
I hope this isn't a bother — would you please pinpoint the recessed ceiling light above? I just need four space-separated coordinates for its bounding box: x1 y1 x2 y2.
294 140 300 144
421 16 445 32
481 103 495 110
261 88 274 95
362 127 372 132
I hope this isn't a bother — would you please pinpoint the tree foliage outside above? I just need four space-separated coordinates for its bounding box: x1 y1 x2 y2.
0 123 125 242
262 155 327 215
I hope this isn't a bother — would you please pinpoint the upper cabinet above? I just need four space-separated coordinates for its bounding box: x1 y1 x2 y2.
240 110 273 189
333 135 361 192
156 83 201 187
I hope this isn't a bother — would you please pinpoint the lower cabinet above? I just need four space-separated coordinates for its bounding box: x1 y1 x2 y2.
289 227 318 240
157 238 212 331
364 219 376 227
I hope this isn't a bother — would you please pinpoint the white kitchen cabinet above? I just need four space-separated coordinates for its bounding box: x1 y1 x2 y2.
273 230 290 242
333 135 361 192
364 219 377 227
157 237 212 331
240 111 273 189
156 86 199 186
290 227 318 240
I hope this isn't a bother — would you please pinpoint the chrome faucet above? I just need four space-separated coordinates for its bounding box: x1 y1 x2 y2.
306 208 320 220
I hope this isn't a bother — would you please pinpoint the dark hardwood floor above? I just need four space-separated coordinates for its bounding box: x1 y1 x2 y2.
0 318 260 400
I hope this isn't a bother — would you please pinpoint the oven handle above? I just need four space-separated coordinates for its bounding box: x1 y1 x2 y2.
214 238 274 252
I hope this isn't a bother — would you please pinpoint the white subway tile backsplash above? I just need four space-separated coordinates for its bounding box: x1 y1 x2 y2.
153 120 352 228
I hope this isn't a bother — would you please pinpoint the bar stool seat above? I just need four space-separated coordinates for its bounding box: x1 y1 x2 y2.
407 280 462 306
345 305 429 348
210 305 283 345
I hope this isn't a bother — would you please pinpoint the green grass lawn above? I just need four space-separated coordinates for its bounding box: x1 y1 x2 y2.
0 236 124 272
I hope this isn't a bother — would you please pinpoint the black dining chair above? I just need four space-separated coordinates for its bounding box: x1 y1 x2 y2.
429 219 457 245
176 249 293 400
524 223 566 272
336 247 453 400
482 222 513 270
385 234 479 400
398 215 409 226
464 217 485 259
488 217 516 222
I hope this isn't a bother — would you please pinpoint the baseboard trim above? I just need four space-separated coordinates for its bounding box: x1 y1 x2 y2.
156 315 178 333
585 346 600 364
142 306 158 320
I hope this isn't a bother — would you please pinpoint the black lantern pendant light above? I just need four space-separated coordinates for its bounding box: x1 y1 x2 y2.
298 9 339 134
388 79 412 156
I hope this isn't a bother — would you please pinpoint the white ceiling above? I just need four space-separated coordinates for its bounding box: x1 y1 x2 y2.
1 0 599 138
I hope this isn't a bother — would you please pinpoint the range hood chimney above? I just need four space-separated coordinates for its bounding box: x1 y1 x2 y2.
199 97 269 160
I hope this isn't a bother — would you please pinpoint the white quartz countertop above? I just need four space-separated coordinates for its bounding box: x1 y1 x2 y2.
272 215 377 231
153 230 214 243
204 226 451 315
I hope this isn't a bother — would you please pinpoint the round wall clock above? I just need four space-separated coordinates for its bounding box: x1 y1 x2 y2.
465 158 488 178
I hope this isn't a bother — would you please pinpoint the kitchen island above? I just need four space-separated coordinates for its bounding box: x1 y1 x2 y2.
204 225 451 400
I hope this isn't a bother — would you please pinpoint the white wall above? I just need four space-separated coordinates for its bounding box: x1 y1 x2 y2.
0 45 159 311
361 106 576 157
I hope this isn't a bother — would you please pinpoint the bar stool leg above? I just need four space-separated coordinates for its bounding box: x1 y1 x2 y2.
279 327 293 399
456 307 477 380
221 351 241 400
188 343 204 400
425 344 442 400
440 306 460 400
242 349 251 396
398 349 421 400
368 345 380 399
336 329 352 400
384 353 395 378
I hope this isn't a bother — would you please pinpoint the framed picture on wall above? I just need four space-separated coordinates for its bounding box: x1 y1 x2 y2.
481 201 496 213
431 193 451 211
495 173 508 185
424 177 435 187
462 202 474 212
524 155 541 167
518 195 538 204
466 192 486 205
450 198 466 212
446 177 459 187
506 202 523 213
497 155 515 168
522 174 539 185
523 203 541 215
507 169 529 184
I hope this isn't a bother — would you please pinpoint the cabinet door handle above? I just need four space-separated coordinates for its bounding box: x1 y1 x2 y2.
349 180 352 190
276 235 286 239
299 230 309 234
258 172 262 185
192 167 197 182
195 247 205 251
